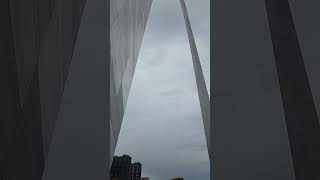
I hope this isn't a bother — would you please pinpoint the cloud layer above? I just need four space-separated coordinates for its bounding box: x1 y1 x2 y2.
115 0 210 179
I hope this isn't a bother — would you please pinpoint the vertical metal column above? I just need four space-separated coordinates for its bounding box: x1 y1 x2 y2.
179 0 211 155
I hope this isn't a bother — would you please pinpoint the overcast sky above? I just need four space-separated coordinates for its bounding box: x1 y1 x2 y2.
115 0 210 179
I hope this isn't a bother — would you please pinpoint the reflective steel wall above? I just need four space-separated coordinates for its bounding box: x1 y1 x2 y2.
212 0 320 179
1 0 152 179
288 1 320 124
288 1 320 178
110 0 153 166
1 0 86 179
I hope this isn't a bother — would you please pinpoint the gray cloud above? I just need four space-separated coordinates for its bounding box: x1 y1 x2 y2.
115 0 210 180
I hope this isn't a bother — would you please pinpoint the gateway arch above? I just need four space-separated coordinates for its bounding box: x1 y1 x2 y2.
2 0 320 180
1 0 209 179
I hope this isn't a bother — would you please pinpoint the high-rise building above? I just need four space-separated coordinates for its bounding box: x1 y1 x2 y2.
130 162 142 180
172 177 184 180
110 155 132 180
110 156 143 180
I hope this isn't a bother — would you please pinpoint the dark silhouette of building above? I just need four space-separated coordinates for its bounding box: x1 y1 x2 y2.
130 162 142 180
141 177 150 180
172 177 184 180
110 155 132 180
110 155 143 180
